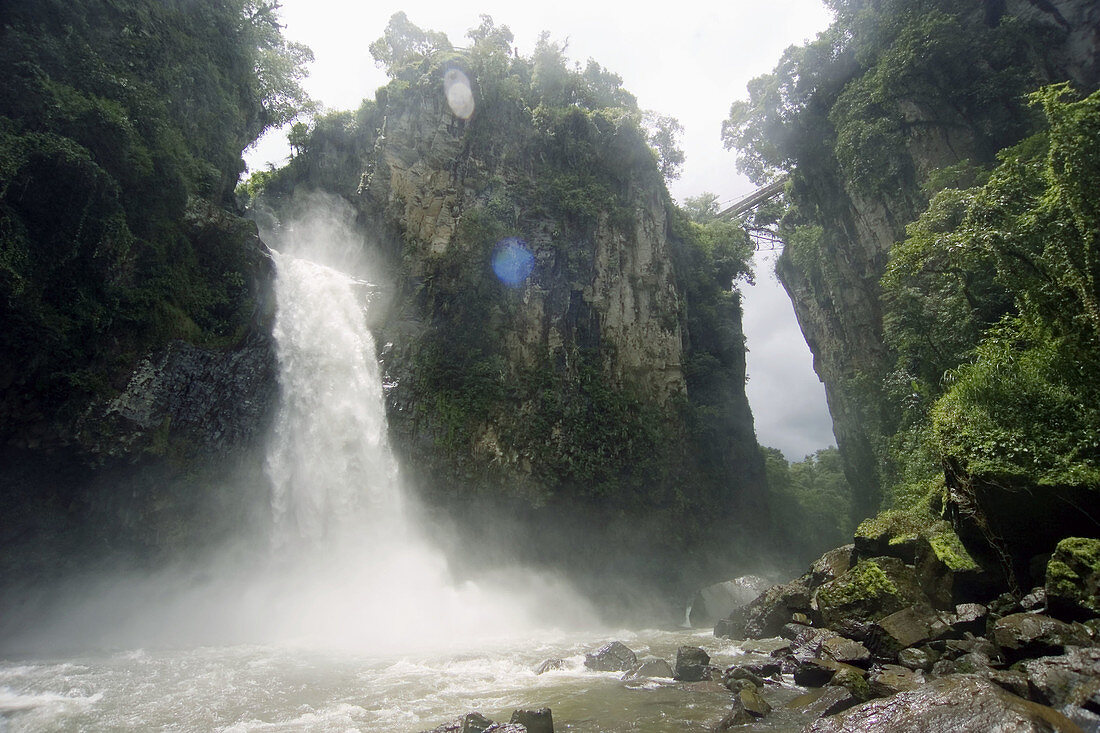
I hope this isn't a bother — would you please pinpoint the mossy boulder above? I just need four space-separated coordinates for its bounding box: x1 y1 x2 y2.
1045 537 1100 621
813 557 930 627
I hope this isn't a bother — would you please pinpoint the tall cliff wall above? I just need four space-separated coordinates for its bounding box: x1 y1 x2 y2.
770 0 1100 519
255 49 769 588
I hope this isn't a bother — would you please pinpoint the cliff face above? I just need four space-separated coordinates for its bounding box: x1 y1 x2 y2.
773 0 1100 519
256 57 768 586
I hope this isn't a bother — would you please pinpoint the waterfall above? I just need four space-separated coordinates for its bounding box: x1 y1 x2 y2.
266 250 400 548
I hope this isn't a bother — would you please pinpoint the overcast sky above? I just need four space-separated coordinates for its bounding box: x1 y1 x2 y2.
246 0 836 460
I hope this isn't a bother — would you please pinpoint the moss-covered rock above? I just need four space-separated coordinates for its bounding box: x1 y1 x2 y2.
813 557 929 626
1045 537 1100 620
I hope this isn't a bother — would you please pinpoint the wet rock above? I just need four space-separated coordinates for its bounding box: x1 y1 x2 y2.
989 669 1032 699
689 575 772 626
993 613 1093 663
871 605 950 656
421 711 495 733
534 658 564 675
739 686 772 717
1022 646 1100 710
1021 587 1048 612
804 674 1082 732
793 658 865 688
868 664 924 698
510 708 553 733
673 646 711 681
724 659 782 683
712 699 754 730
484 725 526 733
622 656 674 680
897 647 935 672
584 641 637 672
813 557 930 628
1046 537 1100 621
740 637 790 655
948 602 988 636
784 685 861 720
820 636 871 667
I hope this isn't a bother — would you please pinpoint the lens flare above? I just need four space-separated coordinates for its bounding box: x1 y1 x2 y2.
443 68 475 120
491 238 535 287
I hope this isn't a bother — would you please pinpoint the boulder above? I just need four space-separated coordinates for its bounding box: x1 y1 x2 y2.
947 603 988 636
673 646 711 681
897 647 936 672
820 635 872 667
793 658 866 688
739 637 790 655
992 613 1093 663
805 674 1082 732
689 575 772 627
738 686 772 717
584 641 637 672
712 699 754 730
869 605 951 657
723 659 782 683
1021 587 1048 612
421 712 495 733
622 656 674 680
1022 646 1100 710
813 557 930 628
868 664 924 698
989 669 1032 699
509 708 553 733
1046 537 1100 621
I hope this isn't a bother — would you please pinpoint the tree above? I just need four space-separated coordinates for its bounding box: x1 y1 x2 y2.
369 11 453 79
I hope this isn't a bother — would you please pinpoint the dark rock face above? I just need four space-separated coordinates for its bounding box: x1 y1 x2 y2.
673 646 711 681
805 674 1082 732
584 641 637 672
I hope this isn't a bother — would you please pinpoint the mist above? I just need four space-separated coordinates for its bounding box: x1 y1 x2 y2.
0 198 601 658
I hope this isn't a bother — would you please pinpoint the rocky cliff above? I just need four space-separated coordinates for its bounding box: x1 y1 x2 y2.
253 37 769 588
768 0 1100 519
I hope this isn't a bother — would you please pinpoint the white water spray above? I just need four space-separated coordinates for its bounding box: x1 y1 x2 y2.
266 252 399 548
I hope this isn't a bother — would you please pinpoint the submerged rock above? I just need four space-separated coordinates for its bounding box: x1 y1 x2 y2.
712 698 755 730
805 674 1082 732
673 646 711 681
534 658 564 675
584 641 637 672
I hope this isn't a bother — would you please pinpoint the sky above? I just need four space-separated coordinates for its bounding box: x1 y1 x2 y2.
245 0 837 460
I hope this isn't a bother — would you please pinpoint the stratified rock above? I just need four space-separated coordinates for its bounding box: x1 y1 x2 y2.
622 656 674 680
1022 646 1100 710
584 641 637 672
805 674 1082 732
510 708 553 733
534 658 564 675
1046 537 1100 621
673 646 711 681
813 557 930 628
992 613 1093 663
689 575 772 627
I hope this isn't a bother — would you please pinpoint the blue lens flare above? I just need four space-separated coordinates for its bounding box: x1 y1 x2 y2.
491 238 535 287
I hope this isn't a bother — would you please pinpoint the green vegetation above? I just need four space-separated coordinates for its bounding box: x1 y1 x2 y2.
764 446 854 563
722 0 1097 543
0 0 311 432
815 559 898 610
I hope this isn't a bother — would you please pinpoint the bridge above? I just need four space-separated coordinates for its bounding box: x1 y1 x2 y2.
716 177 787 252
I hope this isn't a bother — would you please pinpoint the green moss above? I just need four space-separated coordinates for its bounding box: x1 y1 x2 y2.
1047 537 1100 607
816 559 899 608
926 524 979 572
1046 558 1081 597
856 508 934 545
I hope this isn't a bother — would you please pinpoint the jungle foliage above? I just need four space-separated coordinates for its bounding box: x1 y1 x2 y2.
0 0 311 431
722 0 1094 527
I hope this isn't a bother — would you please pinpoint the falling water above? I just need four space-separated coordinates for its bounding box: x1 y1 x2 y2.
266 251 399 548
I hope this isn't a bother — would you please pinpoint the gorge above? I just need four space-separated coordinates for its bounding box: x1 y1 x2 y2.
2 0 1099 730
